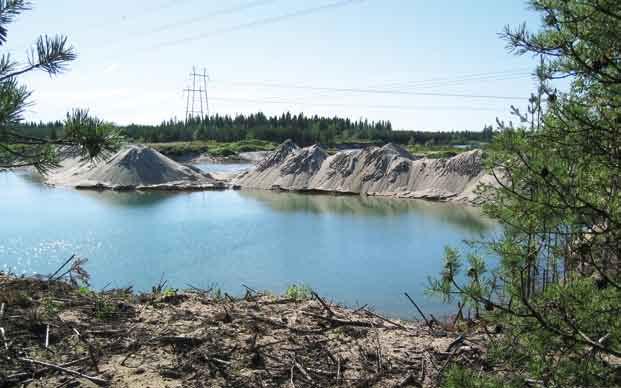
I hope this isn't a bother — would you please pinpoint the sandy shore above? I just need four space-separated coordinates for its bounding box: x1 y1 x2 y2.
0 269 488 387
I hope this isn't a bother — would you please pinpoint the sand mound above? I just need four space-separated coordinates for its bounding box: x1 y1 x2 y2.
234 140 494 203
47 145 226 191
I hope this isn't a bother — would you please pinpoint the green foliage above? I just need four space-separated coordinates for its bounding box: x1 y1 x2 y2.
77 286 91 296
0 4 121 172
39 296 61 319
285 284 312 300
211 288 223 300
18 113 495 149
149 139 276 157
63 108 122 162
405 143 468 159
162 288 177 298
94 298 117 320
442 366 523 388
431 1 621 386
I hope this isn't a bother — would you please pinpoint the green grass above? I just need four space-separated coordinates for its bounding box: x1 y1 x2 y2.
405 144 471 159
147 139 276 157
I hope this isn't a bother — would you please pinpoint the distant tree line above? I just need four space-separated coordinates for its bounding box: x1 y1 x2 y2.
13 112 494 146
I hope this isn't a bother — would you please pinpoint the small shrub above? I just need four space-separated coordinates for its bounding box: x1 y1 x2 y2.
162 288 177 298
285 284 312 300
442 366 523 388
94 298 118 320
78 286 92 296
39 296 61 318
211 288 223 300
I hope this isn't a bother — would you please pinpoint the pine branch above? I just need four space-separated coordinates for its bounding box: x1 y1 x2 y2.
0 35 76 82
0 0 30 45
0 78 31 124
0 53 15 76
30 34 76 75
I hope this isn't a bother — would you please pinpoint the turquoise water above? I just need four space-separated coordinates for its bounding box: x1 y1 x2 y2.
0 167 495 318
194 162 254 173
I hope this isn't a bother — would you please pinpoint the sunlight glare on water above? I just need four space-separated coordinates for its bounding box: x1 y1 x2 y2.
0 168 497 318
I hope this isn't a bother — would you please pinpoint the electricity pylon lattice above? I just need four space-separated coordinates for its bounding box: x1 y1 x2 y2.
184 66 209 121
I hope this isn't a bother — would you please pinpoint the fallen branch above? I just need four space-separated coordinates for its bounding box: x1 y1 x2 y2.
393 372 423 387
404 292 434 331
19 357 110 386
294 358 314 383
48 255 76 281
363 309 411 331
311 291 335 317
152 335 205 346
302 311 378 328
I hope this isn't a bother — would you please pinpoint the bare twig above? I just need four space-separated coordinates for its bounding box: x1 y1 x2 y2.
404 292 434 331
19 357 110 386
363 308 411 331
48 255 76 280
311 291 335 317
393 372 423 387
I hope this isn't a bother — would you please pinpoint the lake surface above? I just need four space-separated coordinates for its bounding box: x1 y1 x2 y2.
193 162 254 174
0 165 496 318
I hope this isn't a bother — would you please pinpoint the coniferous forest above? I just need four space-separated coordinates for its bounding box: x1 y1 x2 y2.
14 112 494 147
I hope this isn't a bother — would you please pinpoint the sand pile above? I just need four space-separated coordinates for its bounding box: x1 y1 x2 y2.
234 140 494 203
47 145 226 191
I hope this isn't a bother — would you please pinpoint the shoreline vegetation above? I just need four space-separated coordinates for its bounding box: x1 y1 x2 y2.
0 258 487 388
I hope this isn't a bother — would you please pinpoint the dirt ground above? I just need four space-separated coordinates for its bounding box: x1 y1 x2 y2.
0 268 487 388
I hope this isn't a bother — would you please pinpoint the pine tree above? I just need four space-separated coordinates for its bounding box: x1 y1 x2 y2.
0 1 120 172
431 1 621 386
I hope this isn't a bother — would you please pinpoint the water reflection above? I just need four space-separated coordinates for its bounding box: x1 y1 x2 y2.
1 167 497 317
240 190 495 233
194 162 253 174
78 190 177 208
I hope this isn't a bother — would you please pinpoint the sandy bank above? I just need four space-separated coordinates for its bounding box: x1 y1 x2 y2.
234 140 494 204
45 145 227 191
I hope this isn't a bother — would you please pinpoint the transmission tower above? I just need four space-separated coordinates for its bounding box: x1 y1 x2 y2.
184 66 210 121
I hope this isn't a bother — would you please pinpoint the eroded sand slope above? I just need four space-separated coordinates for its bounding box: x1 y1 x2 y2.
234 140 493 203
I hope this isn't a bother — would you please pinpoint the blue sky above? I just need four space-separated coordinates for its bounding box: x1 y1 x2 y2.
6 0 542 130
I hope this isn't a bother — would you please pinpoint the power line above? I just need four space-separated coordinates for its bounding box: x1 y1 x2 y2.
374 71 534 91
208 96 508 112
371 69 532 89
132 0 278 38
88 0 194 31
379 74 534 94
210 79 528 101
149 0 365 50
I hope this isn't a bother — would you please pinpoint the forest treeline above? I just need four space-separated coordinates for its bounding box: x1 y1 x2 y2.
14 112 494 146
